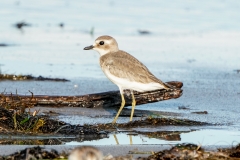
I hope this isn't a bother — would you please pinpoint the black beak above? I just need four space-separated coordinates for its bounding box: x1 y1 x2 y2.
84 45 94 50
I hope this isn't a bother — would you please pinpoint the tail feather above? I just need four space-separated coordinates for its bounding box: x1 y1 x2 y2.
162 82 176 91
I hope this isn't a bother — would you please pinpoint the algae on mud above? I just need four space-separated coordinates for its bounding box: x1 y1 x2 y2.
0 106 106 136
0 105 207 134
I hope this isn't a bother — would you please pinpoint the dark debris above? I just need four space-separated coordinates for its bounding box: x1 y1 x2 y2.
138 30 151 35
15 21 31 29
0 44 9 47
191 111 208 114
219 143 240 158
138 131 190 141
1 143 240 159
0 74 69 81
235 69 240 73
178 106 190 110
95 117 209 130
0 146 62 160
59 22 64 28
0 106 107 138
145 143 236 160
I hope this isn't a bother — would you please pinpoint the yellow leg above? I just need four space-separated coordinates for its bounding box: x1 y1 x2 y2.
112 93 125 124
113 134 119 145
130 91 136 122
129 135 133 145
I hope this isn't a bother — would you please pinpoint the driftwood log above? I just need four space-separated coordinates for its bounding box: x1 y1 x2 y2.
1 81 183 108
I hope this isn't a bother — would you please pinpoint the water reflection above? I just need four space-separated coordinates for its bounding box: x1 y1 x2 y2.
0 129 239 146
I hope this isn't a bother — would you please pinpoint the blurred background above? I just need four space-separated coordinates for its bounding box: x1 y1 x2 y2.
1 0 240 78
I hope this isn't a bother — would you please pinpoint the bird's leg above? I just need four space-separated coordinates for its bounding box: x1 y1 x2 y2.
112 93 125 124
129 135 133 145
130 90 136 122
113 134 119 145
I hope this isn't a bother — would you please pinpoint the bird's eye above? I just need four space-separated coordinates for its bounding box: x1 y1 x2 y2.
99 41 104 45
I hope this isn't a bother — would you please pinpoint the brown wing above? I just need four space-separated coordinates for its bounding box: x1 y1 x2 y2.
100 50 168 87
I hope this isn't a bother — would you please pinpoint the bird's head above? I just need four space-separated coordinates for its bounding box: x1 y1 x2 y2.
84 35 119 56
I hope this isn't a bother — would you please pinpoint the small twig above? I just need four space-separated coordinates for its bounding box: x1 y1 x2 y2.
1 88 6 94
54 125 70 134
128 150 154 154
28 90 34 101
26 117 39 132
16 89 22 102
13 110 17 130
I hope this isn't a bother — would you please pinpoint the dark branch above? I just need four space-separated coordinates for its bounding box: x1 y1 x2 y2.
1 81 183 108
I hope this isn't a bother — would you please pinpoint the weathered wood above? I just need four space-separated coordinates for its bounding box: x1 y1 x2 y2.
1 81 183 108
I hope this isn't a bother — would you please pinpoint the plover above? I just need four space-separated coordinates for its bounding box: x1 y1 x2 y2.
84 35 171 124
68 146 103 160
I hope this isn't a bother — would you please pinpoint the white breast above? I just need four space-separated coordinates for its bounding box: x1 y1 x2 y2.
104 70 165 92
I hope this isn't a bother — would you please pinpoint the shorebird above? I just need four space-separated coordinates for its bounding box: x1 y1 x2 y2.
68 146 103 160
84 35 171 124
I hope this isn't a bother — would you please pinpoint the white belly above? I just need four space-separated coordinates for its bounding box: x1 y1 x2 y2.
104 70 165 92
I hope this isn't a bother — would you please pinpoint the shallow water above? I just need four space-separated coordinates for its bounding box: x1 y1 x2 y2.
69 129 240 146
0 0 240 150
1 128 239 146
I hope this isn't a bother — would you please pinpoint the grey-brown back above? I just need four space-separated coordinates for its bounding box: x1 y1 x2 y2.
100 50 168 87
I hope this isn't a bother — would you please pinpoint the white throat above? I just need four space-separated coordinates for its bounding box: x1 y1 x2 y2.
93 48 110 56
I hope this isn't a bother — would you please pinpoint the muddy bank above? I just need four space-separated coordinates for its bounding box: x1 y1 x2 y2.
1 143 240 159
0 104 212 147
0 106 207 133
0 106 106 135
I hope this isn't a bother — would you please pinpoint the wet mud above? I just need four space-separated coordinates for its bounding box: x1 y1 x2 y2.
0 105 207 130
0 134 107 145
0 105 208 144
95 118 208 130
135 131 190 141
